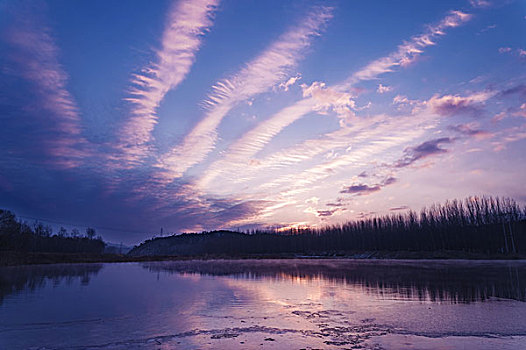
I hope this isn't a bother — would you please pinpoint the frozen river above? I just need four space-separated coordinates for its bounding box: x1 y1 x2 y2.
1 259 526 349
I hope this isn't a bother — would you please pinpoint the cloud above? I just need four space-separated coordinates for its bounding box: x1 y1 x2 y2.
377 84 392 94
301 81 356 116
2 2 518 244
207 199 271 229
358 171 368 178
316 208 339 217
205 80 488 215
117 0 219 165
159 6 333 178
447 123 493 139
477 24 496 35
394 137 453 168
469 0 491 8
392 90 495 116
305 196 319 204
492 111 507 122
278 74 301 91
512 103 526 118
340 176 397 196
197 9 474 188
340 184 381 195
243 101 437 198
326 200 346 207
392 95 420 110
198 116 383 192
491 123 526 151
102 171 271 238
426 91 494 116
201 105 432 205
1 3 89 168
383 176 397 185
492 102 526 123
499 84 526 97
347 10 471 83
498 47 526 59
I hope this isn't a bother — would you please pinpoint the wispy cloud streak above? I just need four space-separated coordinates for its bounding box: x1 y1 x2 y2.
347 11 471 84
3 5 88 167
158 6 333 178
118 0 219 164
198 10 473 189
198 98 319 187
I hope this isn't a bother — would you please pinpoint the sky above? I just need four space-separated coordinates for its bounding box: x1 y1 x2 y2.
0 0 525 244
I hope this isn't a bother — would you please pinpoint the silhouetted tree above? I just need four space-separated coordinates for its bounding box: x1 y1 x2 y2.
58 227 67 237
86 227 96 240
0 210 105 254
129 196 526 257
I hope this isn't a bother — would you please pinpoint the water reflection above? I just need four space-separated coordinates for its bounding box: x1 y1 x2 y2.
1 260 525 349
142 259 526 303
0 263 103 305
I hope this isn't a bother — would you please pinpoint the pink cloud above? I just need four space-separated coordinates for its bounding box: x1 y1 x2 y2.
200 9 474 188
426 91 494 116
158 6 333 178
492 123 526 151
492 111 507 123
4 7 89 168
146 8 477 225
512 103 526 118
197 98 319 188
118 0 219 165
347 11 472 83
278 74 302 91
301 81 357 116
447 123 493 140
377 84 392 94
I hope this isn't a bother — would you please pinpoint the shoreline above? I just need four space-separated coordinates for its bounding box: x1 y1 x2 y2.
2 250 526 267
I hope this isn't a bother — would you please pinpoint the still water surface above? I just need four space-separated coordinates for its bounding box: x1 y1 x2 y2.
1 259 526 349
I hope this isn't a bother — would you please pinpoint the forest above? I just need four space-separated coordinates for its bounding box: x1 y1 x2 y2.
0 209 105 254
129 196 526 257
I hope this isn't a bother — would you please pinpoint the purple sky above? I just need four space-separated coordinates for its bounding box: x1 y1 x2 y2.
1 0 525 244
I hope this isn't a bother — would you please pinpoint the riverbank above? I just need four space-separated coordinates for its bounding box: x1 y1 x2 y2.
2 250 526 266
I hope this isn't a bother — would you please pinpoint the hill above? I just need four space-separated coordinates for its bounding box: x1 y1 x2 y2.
128 231 249 256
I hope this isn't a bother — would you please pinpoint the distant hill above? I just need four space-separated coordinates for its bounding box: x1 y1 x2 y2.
128 231 248 256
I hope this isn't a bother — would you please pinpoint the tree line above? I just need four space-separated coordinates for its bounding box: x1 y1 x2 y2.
3 195 525 257
130 196 526 257
0 209 105 254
